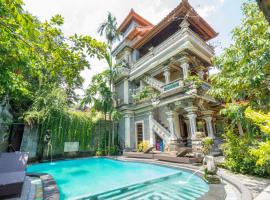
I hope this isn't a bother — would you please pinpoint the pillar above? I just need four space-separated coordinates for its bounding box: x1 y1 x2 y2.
124 113 131 148
123 78 129 104
184 118 191 140
140 80 144 91
179 57 189 80
166 111 177 140
185 107 198 140
163 66 170 84
148 111 154 146
202 111 215 139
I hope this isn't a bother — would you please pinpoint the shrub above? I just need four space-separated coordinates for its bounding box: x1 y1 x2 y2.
108 145 120 156
222 131 270 176
137 141 149 152
202 137 214 155
95 148 105 156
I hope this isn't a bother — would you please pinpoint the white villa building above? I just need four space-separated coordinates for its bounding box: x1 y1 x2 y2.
113 0 223 152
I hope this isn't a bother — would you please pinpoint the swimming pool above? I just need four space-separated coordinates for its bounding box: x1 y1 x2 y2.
27 158 209 199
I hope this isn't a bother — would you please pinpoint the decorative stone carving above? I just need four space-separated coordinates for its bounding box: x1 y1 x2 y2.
185 106 198 140
202 110 215 139
180 18 190 33
203 155 221 184
163 66 171 84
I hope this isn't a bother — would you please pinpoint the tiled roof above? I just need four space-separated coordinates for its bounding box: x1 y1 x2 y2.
129 0 218 49
118 9 153 33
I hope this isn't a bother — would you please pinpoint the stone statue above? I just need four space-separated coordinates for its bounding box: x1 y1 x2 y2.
0 96 13 152
203 155 221 184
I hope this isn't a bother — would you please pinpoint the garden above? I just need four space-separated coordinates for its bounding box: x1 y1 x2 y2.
0 1 270 199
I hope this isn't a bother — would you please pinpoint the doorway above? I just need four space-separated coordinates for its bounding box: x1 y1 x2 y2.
136 123 143 147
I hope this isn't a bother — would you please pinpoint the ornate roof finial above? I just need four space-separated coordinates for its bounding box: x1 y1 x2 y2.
180 18 190 33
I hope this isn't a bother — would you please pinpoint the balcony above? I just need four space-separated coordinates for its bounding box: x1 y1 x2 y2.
130 28 214 80
162 79 184 92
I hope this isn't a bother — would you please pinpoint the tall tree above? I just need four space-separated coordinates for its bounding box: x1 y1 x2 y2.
98 12 121 49
210 2 270 110
0 0 106 119
97 12 122 149
209 2 270 176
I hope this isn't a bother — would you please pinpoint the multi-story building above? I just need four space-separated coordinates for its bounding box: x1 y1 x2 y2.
113 0 223 152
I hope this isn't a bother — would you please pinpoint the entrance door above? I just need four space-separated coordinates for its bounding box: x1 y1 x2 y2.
136 123 143 146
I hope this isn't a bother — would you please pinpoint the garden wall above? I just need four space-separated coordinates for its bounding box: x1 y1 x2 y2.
20 118 118 161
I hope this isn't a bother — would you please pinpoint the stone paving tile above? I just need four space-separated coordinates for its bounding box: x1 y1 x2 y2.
255 184 270 200
220 169 270 198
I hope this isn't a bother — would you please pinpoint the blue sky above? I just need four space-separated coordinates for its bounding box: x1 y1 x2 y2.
23 0 247 93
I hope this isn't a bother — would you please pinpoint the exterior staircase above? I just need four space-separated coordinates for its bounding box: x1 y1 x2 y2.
152 119 171 144
143 75 164 92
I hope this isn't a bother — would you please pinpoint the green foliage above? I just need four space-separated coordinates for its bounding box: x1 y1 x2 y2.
196 2 270 177
250 141 270 167
137 141 149 152
22 87 114 158
210 2 270 109
0 0 106 119
245 107 270 167
184 75 203 88
98 12 120 48
222 131 270 176
108 145 120 156
95 148 105 156
202 137 214 155
245 107 270 134
133 86 158 102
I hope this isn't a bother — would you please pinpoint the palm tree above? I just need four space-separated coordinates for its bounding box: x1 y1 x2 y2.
98 12 122 151
98 12 121 49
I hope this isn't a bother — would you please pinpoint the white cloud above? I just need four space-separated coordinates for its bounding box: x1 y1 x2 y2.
196 5 217 18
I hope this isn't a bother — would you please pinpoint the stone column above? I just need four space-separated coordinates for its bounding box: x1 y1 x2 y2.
202 111 215 139
185 107 198 140
148 111 154 146
124 113 131 148
163 66 170 84
184 118 191 140
179 57 189 80
166 111 177 140
123 78 129 104
140 80 144 91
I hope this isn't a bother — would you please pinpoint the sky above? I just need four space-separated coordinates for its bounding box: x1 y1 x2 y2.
23 0 247 94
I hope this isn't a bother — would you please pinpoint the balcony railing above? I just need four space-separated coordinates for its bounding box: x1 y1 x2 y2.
130 28 214 79
162 79 184 92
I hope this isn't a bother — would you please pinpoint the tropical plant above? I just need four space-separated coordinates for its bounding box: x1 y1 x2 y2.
202 137 214 155
137 141 149 152
222 131 270 176
245 107 270 168
209 2 270 109
133 86 159 102
0 0 106 119
98 12 121 48
209 2 270 176
94 12 123 153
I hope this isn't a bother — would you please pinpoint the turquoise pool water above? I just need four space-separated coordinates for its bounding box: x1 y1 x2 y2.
27 158 209 200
